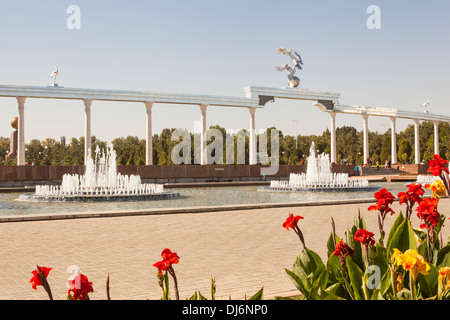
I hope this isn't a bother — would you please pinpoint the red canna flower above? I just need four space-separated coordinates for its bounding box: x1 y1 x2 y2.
282 213 304 230
416 197 440 228
368 202 395 215
368 188 396 238
332 240 354 258
30 266 52 290
282 213 306 249
161 248 180 265
374 188 395 206
67 273 94 300
428 154 449 176
354 229 375 246
153 248 181 300
153 248 180 275
397 183 424 220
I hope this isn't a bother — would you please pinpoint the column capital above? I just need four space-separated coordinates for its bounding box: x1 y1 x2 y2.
16 97 26 107
361 113 369 121
389 116 396 122
199 104 208 115
83 99 92 111
329 111 336 119
413 118 420 125
144 101 153 112
248 106 257 115
433 120 440 126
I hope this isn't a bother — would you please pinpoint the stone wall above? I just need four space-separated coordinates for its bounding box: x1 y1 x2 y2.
390 163 429 175
0 164 358 184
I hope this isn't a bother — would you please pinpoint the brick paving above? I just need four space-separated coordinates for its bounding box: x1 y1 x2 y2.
0 199 448 300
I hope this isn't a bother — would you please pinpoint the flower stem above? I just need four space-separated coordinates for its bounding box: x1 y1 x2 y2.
295 226 306 250
409 272 417 300
37 266 53 300
169 266 180 300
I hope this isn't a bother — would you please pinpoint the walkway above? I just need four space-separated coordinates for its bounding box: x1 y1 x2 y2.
0 199 448 300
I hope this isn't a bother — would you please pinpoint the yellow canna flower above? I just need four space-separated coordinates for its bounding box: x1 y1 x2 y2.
439 267 450 290
392 249 430 280
396 273 404 292
425 180 447 199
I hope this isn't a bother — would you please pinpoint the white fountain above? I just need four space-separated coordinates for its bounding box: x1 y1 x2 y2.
259 142 380 192
19 144 179 202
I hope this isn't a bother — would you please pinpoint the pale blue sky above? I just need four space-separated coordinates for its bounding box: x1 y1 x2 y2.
0 0 449 142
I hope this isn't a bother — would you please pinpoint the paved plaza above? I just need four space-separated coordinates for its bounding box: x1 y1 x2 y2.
0 198 448 300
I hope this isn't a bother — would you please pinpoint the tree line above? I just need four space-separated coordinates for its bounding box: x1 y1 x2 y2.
0 121 449 166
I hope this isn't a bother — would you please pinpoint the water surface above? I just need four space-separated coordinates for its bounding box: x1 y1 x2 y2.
0 182 426 217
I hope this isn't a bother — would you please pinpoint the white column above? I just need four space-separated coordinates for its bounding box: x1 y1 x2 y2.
413 119 420 164
248 107 257 165
329 112 336 164
199 104 208 165
390 117 397 164
144 102 153 165
16 97 26 166
362 114 369 164
84 99 92 164
433 121 439 155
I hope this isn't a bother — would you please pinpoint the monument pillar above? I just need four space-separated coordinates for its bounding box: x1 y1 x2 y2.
17 97 26 166
144 102 153 165
329 112 336 164
433 121 439 155
362 114 369 164
413 119 420 164
248 107 257 165
84 99 92 164
199 104 208 165
389 117 397 164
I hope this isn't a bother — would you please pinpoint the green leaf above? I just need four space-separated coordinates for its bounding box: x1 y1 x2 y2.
436 242 450 268
188 291 208 300
327 233 339 258
417 265 439 298
308 268 330 300
285 268 308 297
378 269 392 296
345 256 365 300
298 248 326 278
248 287 264 300
353 213 366 230
326 254 345 284
368 243 389 276
386 218 416 258
386 212 405 249
323 283 347 300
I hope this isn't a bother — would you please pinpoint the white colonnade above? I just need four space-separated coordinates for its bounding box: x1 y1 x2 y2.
83 99 92 163
16 97 26 166
4 85 449 168
327 113 442 166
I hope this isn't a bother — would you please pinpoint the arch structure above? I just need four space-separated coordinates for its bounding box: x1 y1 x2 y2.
1 84 449 167
244 86 450 165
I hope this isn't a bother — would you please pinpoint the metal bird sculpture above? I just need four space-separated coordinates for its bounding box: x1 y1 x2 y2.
275 48 303 87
